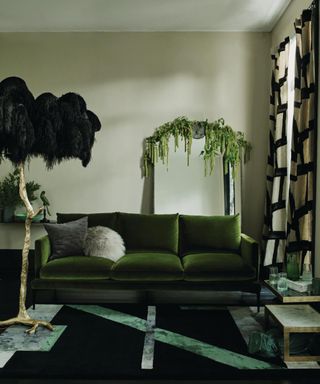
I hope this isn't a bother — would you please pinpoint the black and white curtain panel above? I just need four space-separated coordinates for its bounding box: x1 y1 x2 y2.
287 9 316 265
263 38 290 266
263 5 317 267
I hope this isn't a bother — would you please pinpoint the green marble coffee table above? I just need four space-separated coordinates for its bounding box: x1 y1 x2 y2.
265 304 320 362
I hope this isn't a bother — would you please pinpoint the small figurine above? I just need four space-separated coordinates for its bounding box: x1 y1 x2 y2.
40 191 51 223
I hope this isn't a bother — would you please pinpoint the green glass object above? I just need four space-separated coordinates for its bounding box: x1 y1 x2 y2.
248 330 280 358
286 252 300 281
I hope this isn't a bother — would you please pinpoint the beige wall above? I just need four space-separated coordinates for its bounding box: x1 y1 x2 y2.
271 0 312 48
0 32 270 248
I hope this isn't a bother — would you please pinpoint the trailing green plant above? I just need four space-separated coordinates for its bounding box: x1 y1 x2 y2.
0 169 41 208
143 117 251 177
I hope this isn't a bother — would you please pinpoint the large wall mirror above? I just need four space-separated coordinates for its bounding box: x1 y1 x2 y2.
154 137 241 216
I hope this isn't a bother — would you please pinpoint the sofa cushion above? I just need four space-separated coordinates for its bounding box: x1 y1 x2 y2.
44 217 88 260
118 213 179 254
40 256 114 280
57 212 118 231
182 252 256 281
111 252 183 281
180 214 241 255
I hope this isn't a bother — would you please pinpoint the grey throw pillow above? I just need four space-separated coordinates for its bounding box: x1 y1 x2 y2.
44 216 88 260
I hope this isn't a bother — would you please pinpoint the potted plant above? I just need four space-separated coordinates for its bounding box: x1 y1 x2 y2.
143 117 251 177
0 169 41 222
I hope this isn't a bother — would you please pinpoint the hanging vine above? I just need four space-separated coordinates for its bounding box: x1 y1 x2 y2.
143 117 251 177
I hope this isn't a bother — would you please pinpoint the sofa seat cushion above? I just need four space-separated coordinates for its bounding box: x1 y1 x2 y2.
183 252 256 281
111 252 183 281
40 256 114 280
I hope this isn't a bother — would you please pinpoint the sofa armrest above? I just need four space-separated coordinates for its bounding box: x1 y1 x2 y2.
240 233 260 280
34 235 51 278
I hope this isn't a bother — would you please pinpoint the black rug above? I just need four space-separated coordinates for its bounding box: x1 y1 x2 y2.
0 304 318 380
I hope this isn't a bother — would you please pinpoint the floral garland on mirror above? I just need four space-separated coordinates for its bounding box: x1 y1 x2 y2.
143 117 251 177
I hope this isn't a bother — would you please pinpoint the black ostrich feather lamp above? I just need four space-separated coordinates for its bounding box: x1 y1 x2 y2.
0 76 101 333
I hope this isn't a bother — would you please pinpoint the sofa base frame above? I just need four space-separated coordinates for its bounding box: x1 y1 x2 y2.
31 281 261 311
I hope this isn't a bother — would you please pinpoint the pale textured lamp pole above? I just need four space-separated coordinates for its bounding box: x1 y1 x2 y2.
0 163 51 334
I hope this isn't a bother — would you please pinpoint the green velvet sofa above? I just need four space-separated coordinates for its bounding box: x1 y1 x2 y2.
31 212 261 308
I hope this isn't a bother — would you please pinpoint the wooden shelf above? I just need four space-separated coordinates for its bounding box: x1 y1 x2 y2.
0 221 56 225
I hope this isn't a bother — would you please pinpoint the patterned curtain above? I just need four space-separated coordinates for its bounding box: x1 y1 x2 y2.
263 38 290 266
287 9 316 265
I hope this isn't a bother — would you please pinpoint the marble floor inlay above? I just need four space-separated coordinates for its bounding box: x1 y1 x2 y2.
228 306 265 345
0 352 15 369
3 304 315 371
0 304 65 368
141 305 156 370
70 304 279 370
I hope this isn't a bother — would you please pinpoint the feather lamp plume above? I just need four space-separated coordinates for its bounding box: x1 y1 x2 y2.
33 92 61 167
0 77 35 164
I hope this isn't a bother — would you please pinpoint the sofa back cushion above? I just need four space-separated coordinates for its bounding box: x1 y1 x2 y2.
180 214 241 255
57 212 118 231
118 213 179 254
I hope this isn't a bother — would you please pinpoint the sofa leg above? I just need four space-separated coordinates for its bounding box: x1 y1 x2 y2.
32 290 36 310
256 287 261 313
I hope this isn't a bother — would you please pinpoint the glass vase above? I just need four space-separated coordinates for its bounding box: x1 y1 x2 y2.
277 272 288 291
302 263 313 282
286 252 300 281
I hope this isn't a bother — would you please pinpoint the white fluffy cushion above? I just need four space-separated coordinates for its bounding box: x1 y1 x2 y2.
84 226 125 262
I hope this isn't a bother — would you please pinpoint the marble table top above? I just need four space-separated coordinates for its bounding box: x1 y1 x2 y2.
265 304 320 329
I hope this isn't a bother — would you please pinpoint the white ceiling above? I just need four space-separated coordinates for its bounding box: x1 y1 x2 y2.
0 0 291 32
